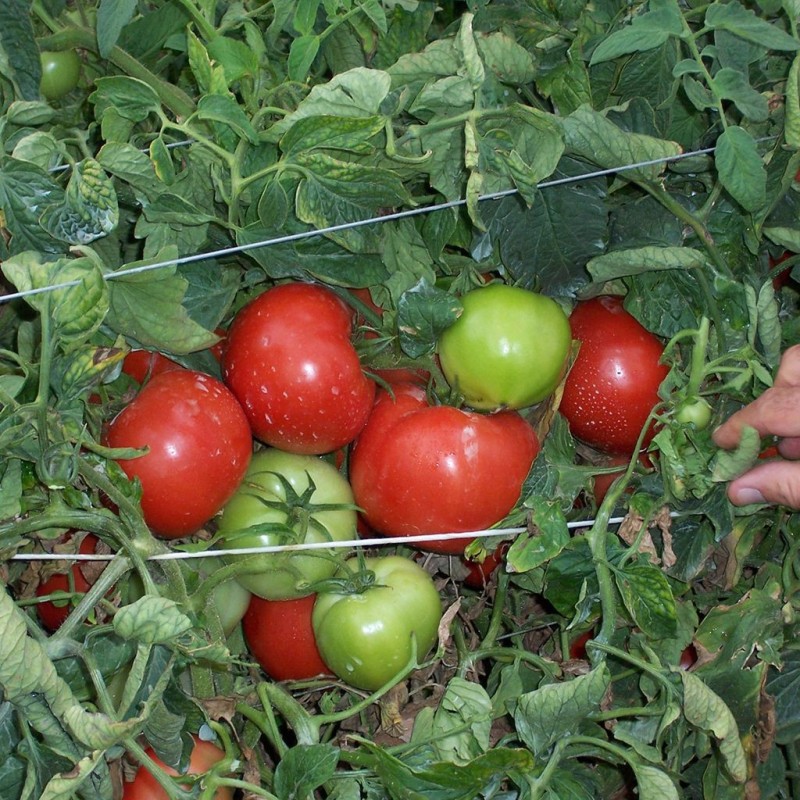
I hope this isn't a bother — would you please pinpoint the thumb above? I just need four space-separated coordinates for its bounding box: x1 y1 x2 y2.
727 460 800 509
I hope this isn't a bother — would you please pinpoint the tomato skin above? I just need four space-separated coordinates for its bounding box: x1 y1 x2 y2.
350 383 539 554
124 738 231 800
39 50 81 100
36 533 98 632
122 350 182 384
217 449 356 600
243 593 330 681
568 629 593 660
223 283 376 454
675 397 712 430
312 555 442 691
560 296 668 455
105 370 252 539
438 284 572 410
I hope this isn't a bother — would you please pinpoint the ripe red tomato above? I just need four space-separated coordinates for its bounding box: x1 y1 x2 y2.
568 629 594 660
36 533 99 632
223 283 376 454
122 350 182 384
124 737 232 800
349 383 540 554
461 545 507 589
242 594 330 681
105 370 252 538
560 296 668 455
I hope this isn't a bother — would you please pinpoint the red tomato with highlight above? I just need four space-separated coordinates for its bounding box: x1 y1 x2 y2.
124 737 231 800
349 383 539 554
105 370 252 538
560 296 668 455
242 594 330 681
223 283 376 454
36 534 100 632
122 350 182 384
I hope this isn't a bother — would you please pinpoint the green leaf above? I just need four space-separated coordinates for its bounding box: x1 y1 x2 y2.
196 94 259 144
396 278 461 358
113 596 194 644
207 35 259 83
515 664 610 756
289 35 321 82
273 744 339 800
106 254 218 353
632 763 680 800
363 742 536 800
90 76 161 123
293 0 320 35
705 1 800 50
0 0 41 100
590 4 684 65
97 142 162 197
476 31 535 86
786 54 800 148
40 159 119 245
615 563 678 639
507 498 569 572
97 0 138 57
562 105 681 183
715 126 766 212
681 672 747 783
280 115 385 157
710 69 768 121
456 13 485 90
767 649 800 744
588 246 706 280
429 678 493 763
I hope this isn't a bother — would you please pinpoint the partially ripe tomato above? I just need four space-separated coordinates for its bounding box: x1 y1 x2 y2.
36 533 100 632
124 737 232 800
105 370 252 538
242 594 330 681
438 284 571 410
39 50 81 100
560 296 668 455
223 283 376 454
350 383 539 554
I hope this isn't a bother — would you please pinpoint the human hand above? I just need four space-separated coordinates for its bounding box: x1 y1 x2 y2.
712 344 800 508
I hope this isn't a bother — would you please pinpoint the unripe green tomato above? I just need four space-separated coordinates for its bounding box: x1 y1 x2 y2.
437 284 571 410
675 397 712 430
39 50 81 101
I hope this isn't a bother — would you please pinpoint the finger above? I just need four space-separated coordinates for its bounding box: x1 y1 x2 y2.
779 436 800 460
727 460 800 509
774 344 800 388
712 386 800 449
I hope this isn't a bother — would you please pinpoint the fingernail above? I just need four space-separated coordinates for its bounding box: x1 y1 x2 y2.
735 487 766 505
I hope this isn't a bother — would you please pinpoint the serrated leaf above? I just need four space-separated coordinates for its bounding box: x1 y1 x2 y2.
705 0 800 50
715 126 766 212
97 0 138 57
515 665 610 756
114 596 194 644
681 672 747 782
590 5 684 65
396 277 461 358
97 142 162 197
457 13 484 90
106 254 218 353
476 31 535 85
615 563 678 639
0 0 41 100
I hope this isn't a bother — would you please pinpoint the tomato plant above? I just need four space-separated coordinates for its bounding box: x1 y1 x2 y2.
217 448 356 599
312 555 442 690
39 50 81 100
349 383 539 554
124 737 232 800
104 370 252 538
560 296 669 454
242 593 330 681
438 283 572 410
223 283 376 454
